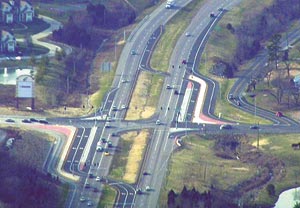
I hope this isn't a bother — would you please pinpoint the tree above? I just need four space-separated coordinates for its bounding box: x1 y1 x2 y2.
167 189 177 208
294 201 300 208
266 184 276 196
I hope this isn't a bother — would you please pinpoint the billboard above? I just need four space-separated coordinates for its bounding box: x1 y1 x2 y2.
16 75 34 98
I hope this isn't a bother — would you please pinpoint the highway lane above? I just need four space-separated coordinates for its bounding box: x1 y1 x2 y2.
134 1 246 207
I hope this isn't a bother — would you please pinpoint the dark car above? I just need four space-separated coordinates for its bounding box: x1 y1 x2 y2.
39 120 49 124
220 124 232 130
22 119 31 123
250 125 259 130
5 119 15 123
276 111 283 117
174 90 179 95
29 118 39 122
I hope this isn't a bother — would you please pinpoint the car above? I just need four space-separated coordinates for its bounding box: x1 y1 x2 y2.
22 119 31 123
112 105 117 111
121 104 127 109
101 138 107 143
155 120 161 125
210 12 215 18
174 90 179 95
29 118 39 122
39 120 49 124
5 119 15 123
104 151 110 156
111 132 118 137
93 187 99 193
143 171 150 176
105 124 112 128
166 85 172 89
121 79 128 83
136 188 143 194
218 7 223 11
236 101 241 106
95 176 101 182
250 125 259 130
87 200 93 206
84 182 90 189
97 146 104 152
145 186 151 191
276 111 283 117
185 32 191 37
182 59 187 64
79 196 86 202
220 124 232 130
130 50 136 55
229 94 234 100
108 141 113 148
88 173 93 178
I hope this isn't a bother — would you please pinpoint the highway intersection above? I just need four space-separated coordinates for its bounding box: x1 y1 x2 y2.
3 0 300 207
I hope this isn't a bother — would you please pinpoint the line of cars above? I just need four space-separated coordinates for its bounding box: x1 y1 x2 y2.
5 118 49 124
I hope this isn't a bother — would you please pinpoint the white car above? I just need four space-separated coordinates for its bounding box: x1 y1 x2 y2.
96 176 101 182
121 104 126 109
79 196 86 202
146 186 151 191
155 120 161 125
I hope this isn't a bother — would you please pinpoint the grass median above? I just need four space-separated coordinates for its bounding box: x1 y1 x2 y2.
97 185 116 208
109 130 150 184
150 0 204 72
125 72 163 120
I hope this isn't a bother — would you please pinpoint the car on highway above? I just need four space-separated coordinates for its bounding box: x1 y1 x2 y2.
5 119 15 123
107 117 112 122
88 173 94 178
79 196 86 202
22 119 31 123
97 146 104 152
112 105 117 111
84 182 90 189
220 124 232 130
29 118 39 122
136 188 143 194
95 176 101 182
87 200 93 206
130 50 136 55
250 125 259 130
174 90 179 95
108 141 113 148
38 120 49 124
121 104 127 109
166 85 172 89
185 32 191 37
121 79 128 83
145 186 151 191
155 120 161 125
229 94 234 100
104 151 110 156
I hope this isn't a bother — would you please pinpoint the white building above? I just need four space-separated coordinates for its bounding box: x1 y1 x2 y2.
0 0 34 24
0 30 16 53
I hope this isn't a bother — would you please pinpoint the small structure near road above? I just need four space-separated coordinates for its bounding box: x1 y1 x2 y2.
5 138 15 149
